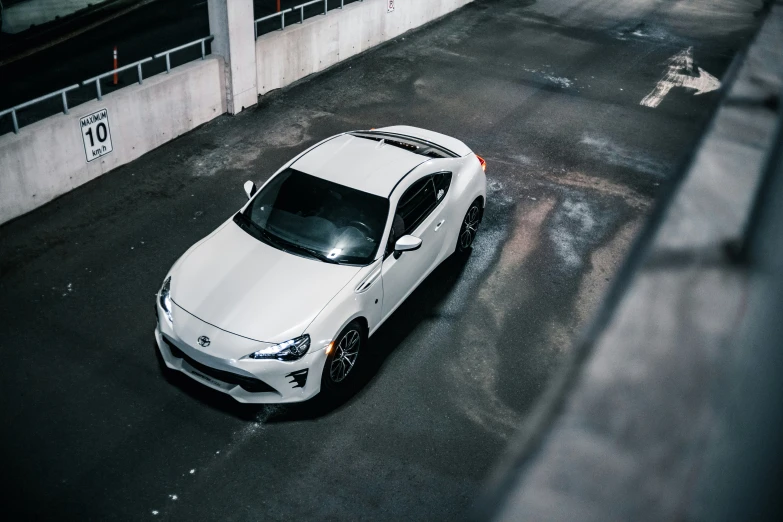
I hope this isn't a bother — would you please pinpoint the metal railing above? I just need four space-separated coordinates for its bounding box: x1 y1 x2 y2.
83 57 153 101
0 84 80 135
255 0 362 39
1 35 214 135
154 35 214 73
255 8 293 37
294 0 328 22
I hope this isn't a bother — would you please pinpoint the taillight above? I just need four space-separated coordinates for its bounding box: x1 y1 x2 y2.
476 154 486 172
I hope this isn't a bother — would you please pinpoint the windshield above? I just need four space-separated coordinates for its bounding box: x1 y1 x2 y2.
235 169 390 265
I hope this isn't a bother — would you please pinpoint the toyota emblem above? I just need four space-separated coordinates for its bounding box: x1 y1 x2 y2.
197 335 211 347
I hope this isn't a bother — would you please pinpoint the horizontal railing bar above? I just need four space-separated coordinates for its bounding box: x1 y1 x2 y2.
0 84 79 115
153 35 214 58
293 0 321 9
255 1 365 38
255 8 292 23
82 57 153 84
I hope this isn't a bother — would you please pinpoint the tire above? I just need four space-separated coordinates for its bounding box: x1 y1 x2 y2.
456 199 483 253
321 321 365 394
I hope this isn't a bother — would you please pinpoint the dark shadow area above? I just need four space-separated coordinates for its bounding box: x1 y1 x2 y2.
154 341 266 422
0 0 371 134
0 0 210 134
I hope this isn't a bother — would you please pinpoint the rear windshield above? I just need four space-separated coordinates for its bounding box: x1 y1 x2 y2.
236 169 390 266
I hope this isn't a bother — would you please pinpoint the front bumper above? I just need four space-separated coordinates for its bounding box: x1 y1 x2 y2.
154 306 327 404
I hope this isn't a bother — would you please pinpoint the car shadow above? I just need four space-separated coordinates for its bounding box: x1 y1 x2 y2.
267 250 472 423
155 343 266 422
158 251 472 423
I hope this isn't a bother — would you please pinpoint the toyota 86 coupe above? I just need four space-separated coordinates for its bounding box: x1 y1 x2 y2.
155 126 487 403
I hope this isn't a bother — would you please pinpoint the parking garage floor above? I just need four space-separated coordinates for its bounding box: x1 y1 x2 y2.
0 0 762 519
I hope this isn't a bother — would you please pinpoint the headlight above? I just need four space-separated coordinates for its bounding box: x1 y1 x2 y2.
159 276 172 323
243 335 310 361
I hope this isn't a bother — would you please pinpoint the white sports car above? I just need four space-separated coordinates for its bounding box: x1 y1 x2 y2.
155 126 487 403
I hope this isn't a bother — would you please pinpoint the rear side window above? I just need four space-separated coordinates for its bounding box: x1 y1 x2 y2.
432 172 452 202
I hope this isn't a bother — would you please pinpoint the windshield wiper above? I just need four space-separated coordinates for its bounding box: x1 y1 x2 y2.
235 214 339 264
271 235 339 264
234 213 289 251
233 212 258 236
294 245 340 264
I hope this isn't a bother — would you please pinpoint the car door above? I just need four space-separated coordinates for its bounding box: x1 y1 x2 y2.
380 172 452 319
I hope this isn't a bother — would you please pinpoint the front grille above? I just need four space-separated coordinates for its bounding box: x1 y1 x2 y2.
164 338 278 394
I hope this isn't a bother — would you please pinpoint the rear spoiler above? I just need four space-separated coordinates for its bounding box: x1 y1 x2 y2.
372 125 473 157
350 130 458 159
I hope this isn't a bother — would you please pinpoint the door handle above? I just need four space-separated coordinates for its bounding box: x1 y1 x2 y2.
434 219 445 231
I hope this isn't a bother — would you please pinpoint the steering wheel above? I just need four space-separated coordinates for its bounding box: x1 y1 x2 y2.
347 220 374 238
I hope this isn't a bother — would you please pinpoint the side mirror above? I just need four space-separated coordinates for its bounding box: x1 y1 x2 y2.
244 180 257 199
394 235 422 258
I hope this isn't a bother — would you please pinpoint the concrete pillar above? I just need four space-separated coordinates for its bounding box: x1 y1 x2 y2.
208 0 258 115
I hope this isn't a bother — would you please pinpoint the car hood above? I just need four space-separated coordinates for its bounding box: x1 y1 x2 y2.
171 220 361 343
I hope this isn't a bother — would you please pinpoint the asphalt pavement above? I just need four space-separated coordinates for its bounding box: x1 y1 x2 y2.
0 0 762 519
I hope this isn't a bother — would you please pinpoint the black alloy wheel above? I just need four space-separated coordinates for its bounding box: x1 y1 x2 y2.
322 321 364 392
457 199 482 252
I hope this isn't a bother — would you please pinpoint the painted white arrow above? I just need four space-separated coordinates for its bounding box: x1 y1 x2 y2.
640 47 720 108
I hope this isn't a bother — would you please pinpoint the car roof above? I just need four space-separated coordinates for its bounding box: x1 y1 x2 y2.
291 133 429 197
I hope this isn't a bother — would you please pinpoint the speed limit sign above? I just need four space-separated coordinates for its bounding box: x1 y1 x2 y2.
80 108 113 162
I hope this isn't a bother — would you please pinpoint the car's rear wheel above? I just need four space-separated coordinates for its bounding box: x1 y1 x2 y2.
457 199 483 252
322 321 364 394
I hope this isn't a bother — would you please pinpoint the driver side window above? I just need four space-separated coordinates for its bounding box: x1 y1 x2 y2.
385 175 441 256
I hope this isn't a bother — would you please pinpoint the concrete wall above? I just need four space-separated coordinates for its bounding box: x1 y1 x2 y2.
256 0 474 95
208 0 258 114
0 56 226 224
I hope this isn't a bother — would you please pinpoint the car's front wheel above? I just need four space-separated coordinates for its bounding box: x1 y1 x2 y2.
321 321 365 394
457 199 483 252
